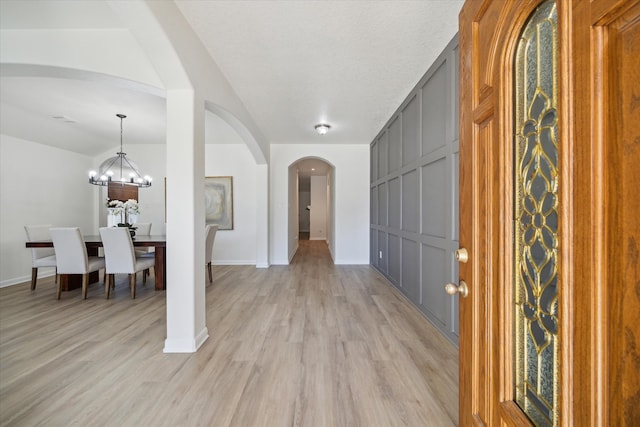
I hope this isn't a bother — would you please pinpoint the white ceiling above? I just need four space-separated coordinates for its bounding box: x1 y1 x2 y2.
0 0 463 155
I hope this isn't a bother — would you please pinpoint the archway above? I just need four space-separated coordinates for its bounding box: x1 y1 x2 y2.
287 157 335 262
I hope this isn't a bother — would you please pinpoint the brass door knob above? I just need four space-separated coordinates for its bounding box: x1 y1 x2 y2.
444 280 469 298
455 248 469 263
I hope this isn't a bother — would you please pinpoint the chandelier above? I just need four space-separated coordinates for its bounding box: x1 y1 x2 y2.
88 114 152 187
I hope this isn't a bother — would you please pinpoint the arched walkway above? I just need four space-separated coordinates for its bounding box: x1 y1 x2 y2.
288 157 335 263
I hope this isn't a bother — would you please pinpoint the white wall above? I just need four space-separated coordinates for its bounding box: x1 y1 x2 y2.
327 169 335 257
287 165 299 261
310 176 327 240
0 134 96 287
270 144 369 265
205 144 257 265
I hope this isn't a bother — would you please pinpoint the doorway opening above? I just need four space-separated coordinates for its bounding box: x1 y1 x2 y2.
288 157 335 262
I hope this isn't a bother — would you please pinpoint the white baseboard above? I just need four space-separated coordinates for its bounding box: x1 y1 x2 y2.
334 259 369 265
212 260 256 266
194 327 209 350
0 276 29 288
163 327 209 353
1 271 57 288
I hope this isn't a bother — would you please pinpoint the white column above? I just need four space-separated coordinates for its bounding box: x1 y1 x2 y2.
164 90 208 353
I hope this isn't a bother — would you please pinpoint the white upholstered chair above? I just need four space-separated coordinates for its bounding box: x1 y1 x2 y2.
134 222 152 236
205 224 219 283
133 222 153 255
133 222 153 282
50 227 105 300
24 224 57 291
100 227 155 299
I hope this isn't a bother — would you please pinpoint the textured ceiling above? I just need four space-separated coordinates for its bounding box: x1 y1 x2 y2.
176 0 463 144
0 0 463 155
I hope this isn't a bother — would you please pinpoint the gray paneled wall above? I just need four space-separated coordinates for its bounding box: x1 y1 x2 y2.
370 35 459 345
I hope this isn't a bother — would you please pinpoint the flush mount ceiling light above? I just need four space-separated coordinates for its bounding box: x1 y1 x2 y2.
88 114 152 188
314 123 331 135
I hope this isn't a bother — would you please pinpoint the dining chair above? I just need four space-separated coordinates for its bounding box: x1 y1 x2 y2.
133 222 154 282
24 224 57 291
99 227 155 299
50 227 105 300
134 222 152 236
133 222 153 255
205 224 219 283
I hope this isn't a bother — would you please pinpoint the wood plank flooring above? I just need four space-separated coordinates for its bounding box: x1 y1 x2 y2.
0 240 458 426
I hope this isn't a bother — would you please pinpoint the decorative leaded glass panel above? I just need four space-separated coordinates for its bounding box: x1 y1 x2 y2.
514 1 558 426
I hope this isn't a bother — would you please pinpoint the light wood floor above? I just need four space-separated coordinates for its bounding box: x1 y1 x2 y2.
0 240 458 426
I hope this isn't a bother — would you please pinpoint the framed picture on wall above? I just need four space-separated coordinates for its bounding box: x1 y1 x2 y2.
205 176 233 230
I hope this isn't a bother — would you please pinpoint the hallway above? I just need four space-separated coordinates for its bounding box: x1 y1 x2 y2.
0 240 458 426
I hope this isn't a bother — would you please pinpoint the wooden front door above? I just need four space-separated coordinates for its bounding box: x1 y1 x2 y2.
458 0 640 425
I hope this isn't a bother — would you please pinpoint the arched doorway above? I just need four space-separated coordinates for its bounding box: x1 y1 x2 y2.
288 157 335 262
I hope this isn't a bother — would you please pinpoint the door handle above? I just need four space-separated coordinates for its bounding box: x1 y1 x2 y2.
455 248 469 263
444 280 469 298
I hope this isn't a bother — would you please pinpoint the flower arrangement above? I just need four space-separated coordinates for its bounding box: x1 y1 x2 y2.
106 198 140 230
106 199 139 215
106 199 124 210
124 199 140 216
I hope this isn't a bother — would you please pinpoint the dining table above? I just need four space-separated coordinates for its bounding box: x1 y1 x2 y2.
26 235 167 291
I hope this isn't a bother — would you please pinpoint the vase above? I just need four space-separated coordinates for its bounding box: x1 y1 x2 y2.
107 208 124 227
